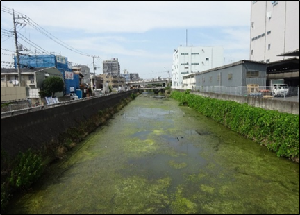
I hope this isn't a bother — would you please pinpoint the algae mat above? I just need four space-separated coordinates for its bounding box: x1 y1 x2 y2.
7 96 299 214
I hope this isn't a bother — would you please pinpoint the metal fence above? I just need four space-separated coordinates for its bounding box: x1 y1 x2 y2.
192 86 299 102
1 92 118 118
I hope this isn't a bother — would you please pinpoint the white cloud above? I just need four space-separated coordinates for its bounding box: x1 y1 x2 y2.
1 1 252 79
2 1 251 33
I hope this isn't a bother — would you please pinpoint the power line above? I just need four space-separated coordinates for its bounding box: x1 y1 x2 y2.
2 5 102 68
17 31 51 54
2 6 100 59
1 48 15 52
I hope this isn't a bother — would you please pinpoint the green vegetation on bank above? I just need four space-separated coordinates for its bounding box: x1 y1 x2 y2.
170 90 299 162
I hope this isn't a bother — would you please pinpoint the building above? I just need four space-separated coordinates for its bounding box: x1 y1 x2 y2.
15 54 80 95
183 60 267 95
250 1 299 62
129 73 140 82
172 46 224 89
100 74 125 90
103 58 120 76
183 60 267 96
1 67 63 103
120 73 131 83
72 65 90 86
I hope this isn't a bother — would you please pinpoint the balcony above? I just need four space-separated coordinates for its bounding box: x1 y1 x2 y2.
26 79 35 86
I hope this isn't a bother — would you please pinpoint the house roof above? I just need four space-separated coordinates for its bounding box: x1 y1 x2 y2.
1 67 56 74
191 60 266 76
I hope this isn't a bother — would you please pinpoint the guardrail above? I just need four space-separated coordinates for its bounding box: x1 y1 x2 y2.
1 93 112 119
190 86 299 102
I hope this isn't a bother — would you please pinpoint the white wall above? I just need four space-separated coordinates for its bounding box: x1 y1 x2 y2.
250 1 299 62
1 87 27 102
172 46 224 89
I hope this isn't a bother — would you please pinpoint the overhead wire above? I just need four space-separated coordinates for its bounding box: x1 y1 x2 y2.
2 5 101 67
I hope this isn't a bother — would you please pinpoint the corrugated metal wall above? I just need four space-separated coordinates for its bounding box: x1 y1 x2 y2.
193 61 268 95
243 62 267 87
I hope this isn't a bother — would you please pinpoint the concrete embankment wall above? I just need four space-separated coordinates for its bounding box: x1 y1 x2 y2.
1 91 136 160
191 92 299 115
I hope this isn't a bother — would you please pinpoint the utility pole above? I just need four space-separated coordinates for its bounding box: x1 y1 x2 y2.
13 9 21 87
92 55 100 93
186 29 188 46
92 56 96 92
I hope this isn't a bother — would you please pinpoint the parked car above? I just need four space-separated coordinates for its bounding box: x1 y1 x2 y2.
272 84 289 97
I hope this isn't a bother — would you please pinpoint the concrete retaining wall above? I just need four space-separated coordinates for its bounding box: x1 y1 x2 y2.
1 90 136 160
192 92 299 115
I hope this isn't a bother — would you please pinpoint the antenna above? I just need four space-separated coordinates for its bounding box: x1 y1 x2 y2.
186 29 188 46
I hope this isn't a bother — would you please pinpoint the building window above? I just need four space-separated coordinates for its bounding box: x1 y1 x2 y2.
268 44 271 50
181 62 189 65
184 67 189 69
271 1 278 6
191 53 199 55
191 63 199 65
251 50 253 55
181 53 188 55
251 22 254 28
228 74 233 80
247 71 259 77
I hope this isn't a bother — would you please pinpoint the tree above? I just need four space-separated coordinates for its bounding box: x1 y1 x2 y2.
39 76 64 97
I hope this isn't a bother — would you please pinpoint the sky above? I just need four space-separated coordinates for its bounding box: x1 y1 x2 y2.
1 1 251 79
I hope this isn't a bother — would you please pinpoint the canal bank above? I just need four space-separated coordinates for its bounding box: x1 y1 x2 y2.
170 90 299 163
5 95 299 214
1 90 139 212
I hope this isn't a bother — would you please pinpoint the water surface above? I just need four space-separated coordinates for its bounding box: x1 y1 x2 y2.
7 95 299 214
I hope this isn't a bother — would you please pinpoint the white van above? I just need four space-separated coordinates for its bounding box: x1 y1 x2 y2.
272 84 289 97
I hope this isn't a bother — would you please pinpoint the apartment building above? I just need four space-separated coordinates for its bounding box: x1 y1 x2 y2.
103 58 120 76
250 1 299 62
99 74 125 90
1 67 63 103
172 46 224 89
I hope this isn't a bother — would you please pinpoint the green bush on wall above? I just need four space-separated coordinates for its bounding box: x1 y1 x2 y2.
8 149 44 189
170 91 299 161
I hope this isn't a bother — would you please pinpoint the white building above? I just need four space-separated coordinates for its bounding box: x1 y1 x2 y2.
172 46 224 89
250 1 299 62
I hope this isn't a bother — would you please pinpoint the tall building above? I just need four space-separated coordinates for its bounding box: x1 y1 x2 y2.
172 46 224 89
103 58 120 76
250 1 299 62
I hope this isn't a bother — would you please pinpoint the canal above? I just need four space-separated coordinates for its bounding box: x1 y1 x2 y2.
7 95 299 214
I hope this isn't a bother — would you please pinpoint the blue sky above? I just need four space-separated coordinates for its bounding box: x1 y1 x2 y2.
1 1 251 79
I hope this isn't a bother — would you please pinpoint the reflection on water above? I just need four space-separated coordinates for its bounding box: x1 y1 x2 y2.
7 95 299 214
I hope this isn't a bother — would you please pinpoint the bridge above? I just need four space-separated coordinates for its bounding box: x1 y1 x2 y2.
127 78 171 88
